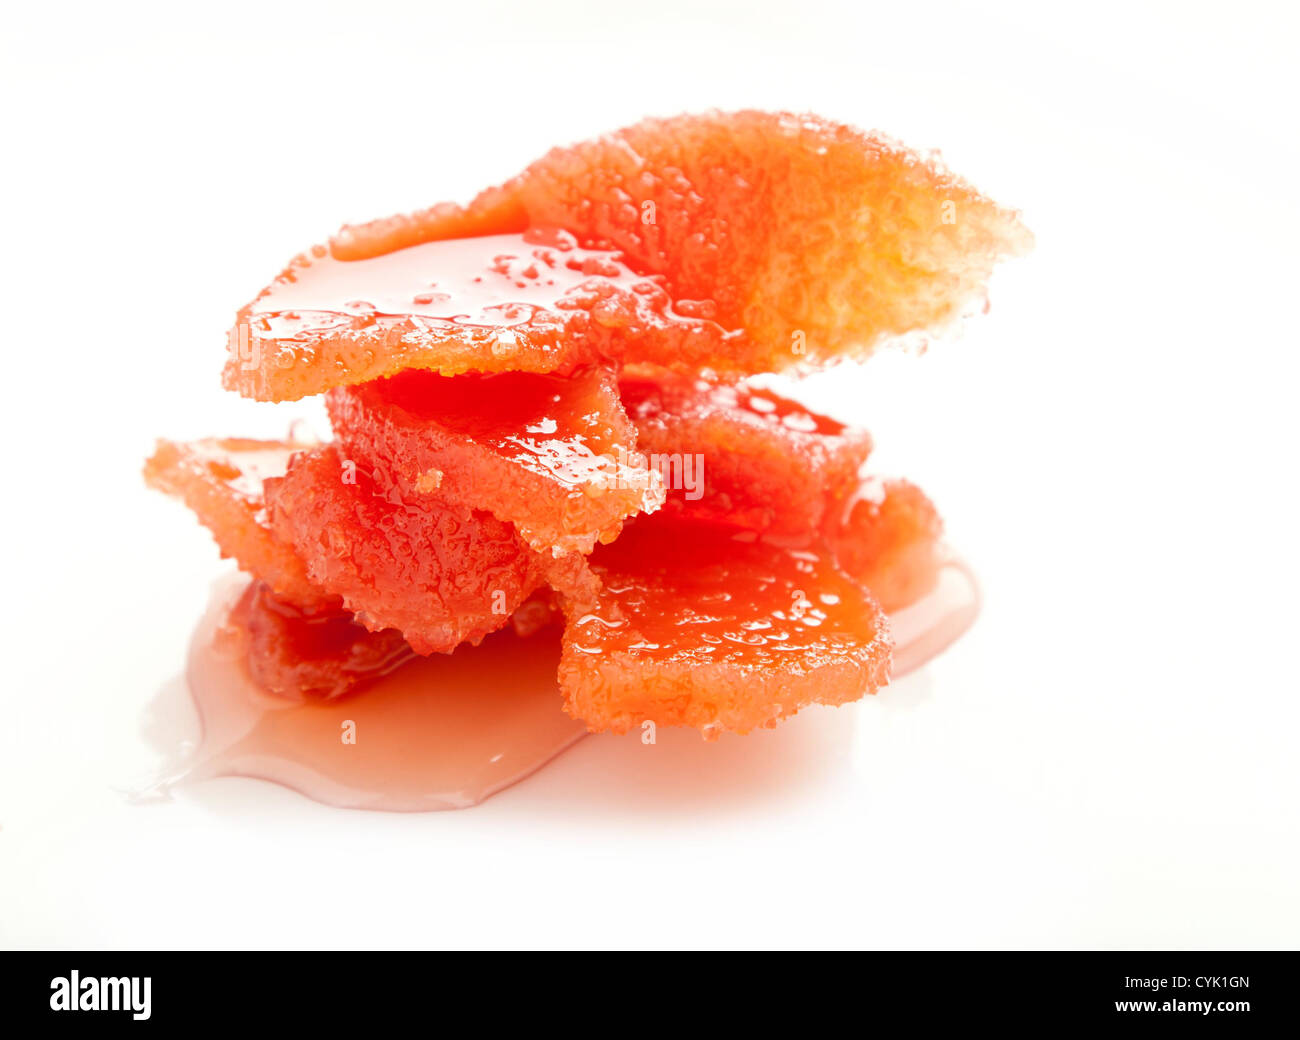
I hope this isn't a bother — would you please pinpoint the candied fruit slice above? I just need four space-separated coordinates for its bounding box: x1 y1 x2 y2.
264 445 541 654
559 513 892 738
144 437 333 610
226 231 723 402
620 366 871 537
235 581 415 701
327 364 662 554
827 478 945 613
618 369 944 611
334 110 1031 375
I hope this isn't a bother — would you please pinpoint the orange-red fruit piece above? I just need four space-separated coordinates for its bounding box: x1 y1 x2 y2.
235 581 414 701
334 109 1031 374
559 513 892 738
618 369 944 612
227 110 1029 401
620 367 871 537
225 230 713 402
264 445 540 655
144 438 333 610
327 364 662 554
827 478 945 613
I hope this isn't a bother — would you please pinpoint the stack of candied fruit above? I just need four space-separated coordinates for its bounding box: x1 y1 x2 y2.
146 111 1029 738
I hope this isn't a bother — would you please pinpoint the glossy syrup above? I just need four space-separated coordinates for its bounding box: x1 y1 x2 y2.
251 231 647 328
141 558 978 812
142 576 585 811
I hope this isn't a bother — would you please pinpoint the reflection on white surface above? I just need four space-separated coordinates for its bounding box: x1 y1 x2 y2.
132 556 977 815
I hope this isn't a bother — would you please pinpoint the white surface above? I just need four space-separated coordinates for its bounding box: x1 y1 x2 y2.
2 0 1297 949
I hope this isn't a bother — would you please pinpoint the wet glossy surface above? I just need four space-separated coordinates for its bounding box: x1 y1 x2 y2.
623 372 852 439
139 552 977 812
329 365 661 552
238 582 415 702
226 227 728 403
558 515 893 735
571 519 886 665
248 231 647 332
142 577 585 812
620 370 873 538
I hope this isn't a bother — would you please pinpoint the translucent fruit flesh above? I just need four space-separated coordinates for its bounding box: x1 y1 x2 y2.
619 367 872 537
236 581 415 701
327 363 662 555
264 445 541 655
143 437 333 610
226 230 725 402
618 369 944 614
147 109 1022 763
826 478 945 614
558 513 892 738
229 110 1030 401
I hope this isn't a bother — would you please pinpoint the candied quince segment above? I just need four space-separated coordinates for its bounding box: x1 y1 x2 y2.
620 366 871 536
144 437 333 609
827 478 945 613
618 369 944 612
559 514 892 738
264 445 540 655
336 110 1031 375
235 581 415 702
225 230 724 402
328 364 663 555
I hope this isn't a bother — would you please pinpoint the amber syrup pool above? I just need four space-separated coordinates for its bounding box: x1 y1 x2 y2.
137 558 978 812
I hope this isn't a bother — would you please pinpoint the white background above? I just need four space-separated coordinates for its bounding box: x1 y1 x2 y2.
2 0 1297 949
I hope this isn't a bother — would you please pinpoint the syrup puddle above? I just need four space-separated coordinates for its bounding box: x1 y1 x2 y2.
135 557 978 813
136 576 585 812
